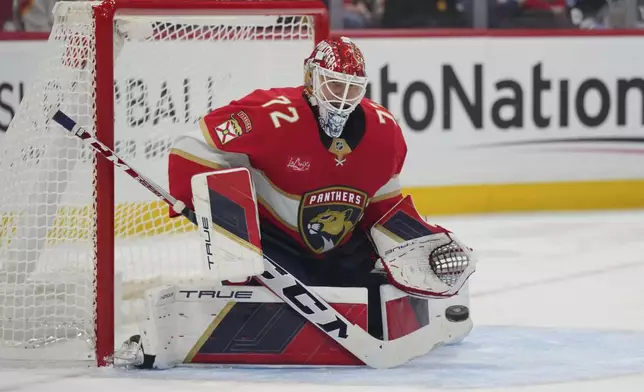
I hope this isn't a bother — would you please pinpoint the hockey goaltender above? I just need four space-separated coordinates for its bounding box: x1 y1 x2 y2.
113 36 477 369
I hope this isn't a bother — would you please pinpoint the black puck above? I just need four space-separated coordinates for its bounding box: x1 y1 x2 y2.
445 305 469 322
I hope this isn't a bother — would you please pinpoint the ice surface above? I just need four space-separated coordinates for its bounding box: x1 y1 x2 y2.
2 209 644 391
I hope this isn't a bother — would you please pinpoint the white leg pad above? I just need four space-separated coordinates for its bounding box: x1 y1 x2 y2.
139 286 181 369
136 284 370 368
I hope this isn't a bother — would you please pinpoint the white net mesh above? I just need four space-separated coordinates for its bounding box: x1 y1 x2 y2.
0 1 316 362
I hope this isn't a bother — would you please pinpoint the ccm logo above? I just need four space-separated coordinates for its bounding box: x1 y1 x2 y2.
179 290 253 299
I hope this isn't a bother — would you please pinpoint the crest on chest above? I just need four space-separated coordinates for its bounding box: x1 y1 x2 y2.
298 186 368 254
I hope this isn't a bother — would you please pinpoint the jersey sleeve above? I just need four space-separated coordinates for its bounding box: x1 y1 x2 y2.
167 91 272 218
360 122 407 230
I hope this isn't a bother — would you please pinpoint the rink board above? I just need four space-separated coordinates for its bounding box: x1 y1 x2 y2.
2 32 644 221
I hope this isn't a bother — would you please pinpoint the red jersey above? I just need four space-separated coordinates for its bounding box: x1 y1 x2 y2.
169 86 406 258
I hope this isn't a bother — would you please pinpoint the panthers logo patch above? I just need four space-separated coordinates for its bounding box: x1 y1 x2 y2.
298 186 368 254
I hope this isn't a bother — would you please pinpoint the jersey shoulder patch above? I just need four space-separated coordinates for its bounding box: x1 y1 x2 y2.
202 108 255 148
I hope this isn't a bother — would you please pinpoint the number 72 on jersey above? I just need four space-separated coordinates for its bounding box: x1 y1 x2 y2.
261 95 398 129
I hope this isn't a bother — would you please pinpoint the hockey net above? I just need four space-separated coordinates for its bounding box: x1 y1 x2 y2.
0 0 326 365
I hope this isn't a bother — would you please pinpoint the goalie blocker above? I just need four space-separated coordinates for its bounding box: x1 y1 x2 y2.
116 169 475 368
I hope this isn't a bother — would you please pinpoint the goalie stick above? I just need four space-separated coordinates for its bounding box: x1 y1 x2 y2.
50 109 457 369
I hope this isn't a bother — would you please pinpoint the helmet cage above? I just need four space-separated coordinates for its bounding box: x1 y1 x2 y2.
311 64 368 116
309 63 368 138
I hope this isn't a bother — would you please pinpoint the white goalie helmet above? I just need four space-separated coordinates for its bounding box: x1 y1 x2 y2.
304 36 369 138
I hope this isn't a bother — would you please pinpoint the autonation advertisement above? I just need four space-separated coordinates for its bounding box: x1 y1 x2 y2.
355 36 644 187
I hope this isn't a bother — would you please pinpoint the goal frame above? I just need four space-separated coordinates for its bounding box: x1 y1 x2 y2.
90 0 328 366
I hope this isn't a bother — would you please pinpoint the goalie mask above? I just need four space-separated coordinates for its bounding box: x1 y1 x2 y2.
304 37 368 138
